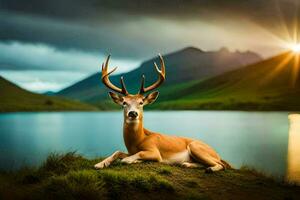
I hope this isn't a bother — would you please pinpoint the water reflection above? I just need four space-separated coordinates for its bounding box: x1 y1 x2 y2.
287 114 300 184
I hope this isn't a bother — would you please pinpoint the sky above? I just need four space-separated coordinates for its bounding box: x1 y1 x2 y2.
0 0 299 92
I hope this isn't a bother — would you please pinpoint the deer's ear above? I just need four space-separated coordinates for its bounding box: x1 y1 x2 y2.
144 91 159 105
108 92 124 105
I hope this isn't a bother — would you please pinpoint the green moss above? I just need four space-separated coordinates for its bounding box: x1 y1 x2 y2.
100 169 173 192
0 152 300 200
41 152 85 174
156 166 173 175
44 170 105 200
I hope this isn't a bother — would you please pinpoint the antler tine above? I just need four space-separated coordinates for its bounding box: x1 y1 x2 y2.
139 54 166 94
139 75 146 94
101 55 128 95
103 54 110 71
120 76 128 95
158 53 165 74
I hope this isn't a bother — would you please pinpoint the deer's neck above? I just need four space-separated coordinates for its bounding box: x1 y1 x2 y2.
123 119 145 154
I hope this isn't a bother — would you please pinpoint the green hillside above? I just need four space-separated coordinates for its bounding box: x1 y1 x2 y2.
153 52 300 111
0 76 98 112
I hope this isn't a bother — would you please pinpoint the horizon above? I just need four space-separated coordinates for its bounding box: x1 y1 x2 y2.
1 47 297 94
1 46 265 93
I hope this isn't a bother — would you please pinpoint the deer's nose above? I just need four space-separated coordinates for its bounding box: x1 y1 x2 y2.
128 111 138 118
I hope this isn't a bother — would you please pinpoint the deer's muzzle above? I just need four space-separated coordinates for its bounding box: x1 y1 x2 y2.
128 111 138 119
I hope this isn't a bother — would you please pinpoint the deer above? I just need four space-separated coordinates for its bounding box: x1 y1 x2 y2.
94 55 231 172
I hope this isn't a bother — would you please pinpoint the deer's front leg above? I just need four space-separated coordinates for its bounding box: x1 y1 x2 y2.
94 151 128 169
121 150 161 164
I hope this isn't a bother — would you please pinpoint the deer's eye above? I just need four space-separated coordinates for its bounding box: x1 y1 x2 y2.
123 102 127 106
139 101 143 105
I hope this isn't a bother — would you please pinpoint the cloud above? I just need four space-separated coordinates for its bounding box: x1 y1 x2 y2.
0 41 141 92
0 70 90 92
0 41 141 72
0 0 299 59
1 0 298 23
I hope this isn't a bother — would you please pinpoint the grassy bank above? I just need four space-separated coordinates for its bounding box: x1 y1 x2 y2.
0 153 299 200
150 97 300 111
0 76 99 112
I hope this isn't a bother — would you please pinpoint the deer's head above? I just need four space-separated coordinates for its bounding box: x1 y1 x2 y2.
101 55 165 124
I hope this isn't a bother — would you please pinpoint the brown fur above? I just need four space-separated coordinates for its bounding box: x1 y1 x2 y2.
95 55 230 172
94 93 230 172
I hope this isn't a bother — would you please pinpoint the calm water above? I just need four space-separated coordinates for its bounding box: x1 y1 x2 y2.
0 111 299 182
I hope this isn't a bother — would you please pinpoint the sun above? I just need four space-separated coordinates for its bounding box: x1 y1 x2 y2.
290 43 300 53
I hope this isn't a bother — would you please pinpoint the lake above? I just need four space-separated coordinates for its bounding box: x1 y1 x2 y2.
0 111 299 183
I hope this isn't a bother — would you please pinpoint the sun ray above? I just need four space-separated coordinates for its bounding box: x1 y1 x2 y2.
291 54 300 86
274 0 295 43
261 53 294 86
292 0 299 43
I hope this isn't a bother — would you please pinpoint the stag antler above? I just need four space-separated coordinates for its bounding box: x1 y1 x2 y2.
101 55 128 95
139 54 165 94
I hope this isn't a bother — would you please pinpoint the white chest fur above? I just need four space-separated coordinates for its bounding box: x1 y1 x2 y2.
162 150 191 164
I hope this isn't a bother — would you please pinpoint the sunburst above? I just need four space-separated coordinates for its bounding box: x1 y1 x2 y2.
257 12 300 86
289 43 300 53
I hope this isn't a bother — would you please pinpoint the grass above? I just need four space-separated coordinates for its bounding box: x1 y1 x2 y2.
0 76 99 112
150 94 300 111
0 152 300 200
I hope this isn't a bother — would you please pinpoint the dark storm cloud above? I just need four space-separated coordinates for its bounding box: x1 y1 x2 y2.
0 0 299 58
1 0 298 23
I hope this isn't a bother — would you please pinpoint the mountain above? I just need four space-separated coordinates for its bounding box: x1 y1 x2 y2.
57 47 262 104
0 76 98 112
153 51 300 111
